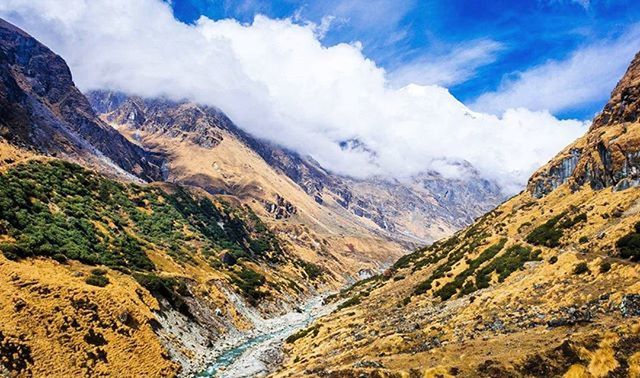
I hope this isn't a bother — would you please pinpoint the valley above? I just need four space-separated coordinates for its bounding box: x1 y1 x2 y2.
1 5 640 378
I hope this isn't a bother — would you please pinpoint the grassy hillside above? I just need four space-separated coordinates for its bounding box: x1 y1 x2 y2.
0 157 325 376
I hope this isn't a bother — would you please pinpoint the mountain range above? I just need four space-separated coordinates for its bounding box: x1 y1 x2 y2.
2 14 640 378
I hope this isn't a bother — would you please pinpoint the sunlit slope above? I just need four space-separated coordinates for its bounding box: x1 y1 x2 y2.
275 52 640 378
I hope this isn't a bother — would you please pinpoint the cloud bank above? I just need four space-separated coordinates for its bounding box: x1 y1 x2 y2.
0 0 590 193
473 25 640 115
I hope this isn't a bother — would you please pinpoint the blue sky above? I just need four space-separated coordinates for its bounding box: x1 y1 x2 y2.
1 0 633 190
169 0 640 119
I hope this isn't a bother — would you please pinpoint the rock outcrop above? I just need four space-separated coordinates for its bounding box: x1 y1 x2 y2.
528 51 640 197
0 19 164 181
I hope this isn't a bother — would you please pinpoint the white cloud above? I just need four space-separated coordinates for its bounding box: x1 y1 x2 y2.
472 25 640 115
0 0 589 193
389 39 504 87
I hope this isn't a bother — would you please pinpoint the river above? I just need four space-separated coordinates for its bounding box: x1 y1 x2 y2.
196 295 333 377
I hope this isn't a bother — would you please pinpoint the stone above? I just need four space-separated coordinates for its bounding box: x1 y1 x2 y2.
620 294 640 317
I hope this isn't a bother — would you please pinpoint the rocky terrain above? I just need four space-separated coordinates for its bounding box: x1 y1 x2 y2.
0 19 346 377
87 91 503 245
275 52 640 377
0 19 163 182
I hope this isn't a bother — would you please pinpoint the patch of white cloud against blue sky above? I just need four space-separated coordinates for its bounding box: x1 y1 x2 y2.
170 0 640 119
1 0 638 193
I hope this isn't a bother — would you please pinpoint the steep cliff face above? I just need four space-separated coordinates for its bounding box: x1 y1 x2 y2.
0 19 164 181
88 91 503 244
528 51 640 198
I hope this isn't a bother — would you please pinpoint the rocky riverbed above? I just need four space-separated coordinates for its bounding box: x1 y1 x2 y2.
195 294 335 377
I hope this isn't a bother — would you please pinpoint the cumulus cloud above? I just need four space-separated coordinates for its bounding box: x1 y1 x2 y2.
0 0 588 193
472 24 640 115
389 39 504 87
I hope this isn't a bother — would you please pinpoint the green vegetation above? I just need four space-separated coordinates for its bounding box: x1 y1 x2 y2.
525 215 564 247
599 261 611 273
286 325 320 343
431 239 507 301
0 160 285 271
616 222 640 261
85 272 109 287
231 268 266 303
525 213 587 248
133 273 191 314
337 295 362 311
579 236 589 244
299 260 323 280
0 160 289 303
549 256 558 264
474 245 541 290
573 262 590 275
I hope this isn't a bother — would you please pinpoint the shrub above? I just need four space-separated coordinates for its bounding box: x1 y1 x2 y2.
286 325 319 343
599 261 611 273
578 236 589 244
549 256 558 265
337 295 362 310
133 273 191 315
616 223 640 261
231 268 266 303
573 262 590 275
52 253 68 263
526 215 564 247
85 275 109 287
90 268 107 276
413 279 433 295
300 261 323 280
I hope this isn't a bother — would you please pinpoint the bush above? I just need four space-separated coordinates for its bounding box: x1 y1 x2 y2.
231 268 266 303
337 295 362 310
616 223 640 261
90 268 107 276
549 256 558 264
133 273 191 315
413 279 433 295
578 236 589 244
573 262 590 275
85 275 109 287
286 325 319 343
599 261 611 273
526 215 564 247
52 253 68 263
300 261 322 280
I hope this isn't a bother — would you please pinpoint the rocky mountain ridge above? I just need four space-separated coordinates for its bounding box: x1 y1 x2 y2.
88 90 503 244
528 51 640 198
0 19 164 181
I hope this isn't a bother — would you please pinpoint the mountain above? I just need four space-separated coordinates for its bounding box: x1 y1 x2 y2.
0 18 353 377
86 91 503 246
275 52 640 377
0 19 164 181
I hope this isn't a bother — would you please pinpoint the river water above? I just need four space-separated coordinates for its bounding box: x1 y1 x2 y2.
196 295 332 378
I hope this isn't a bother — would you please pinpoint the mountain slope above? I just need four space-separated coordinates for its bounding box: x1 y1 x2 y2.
87 91 503 247
275 52 640 378
0 19 341 377
0 19 163 181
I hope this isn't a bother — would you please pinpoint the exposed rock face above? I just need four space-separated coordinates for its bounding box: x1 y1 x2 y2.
528 52 640 197
88 91 504 243
86 91 226 149
0 19 164 181
263 194 297 220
